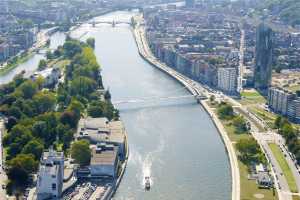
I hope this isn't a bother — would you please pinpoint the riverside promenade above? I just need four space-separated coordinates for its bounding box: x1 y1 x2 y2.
132 16 240 200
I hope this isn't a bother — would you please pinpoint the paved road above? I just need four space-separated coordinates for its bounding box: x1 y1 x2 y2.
0 119 7 200
274 134 300 193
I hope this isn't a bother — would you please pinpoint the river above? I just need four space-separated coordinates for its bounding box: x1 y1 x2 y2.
0 10 231 200
0 31 66 85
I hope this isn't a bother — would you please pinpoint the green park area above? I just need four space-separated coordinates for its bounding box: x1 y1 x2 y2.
287 84 300 93
240 90 267 105
269 143 298 193
209 101 277 200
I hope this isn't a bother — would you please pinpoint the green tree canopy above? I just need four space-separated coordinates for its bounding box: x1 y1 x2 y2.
236 138 263 164
21 140 44 159
63 40 82 58
71 140 91 166
17 80 38 99
232 115 248 134
86 37 95 49
217 102 234 119
38 59 47 71
7 154 38 189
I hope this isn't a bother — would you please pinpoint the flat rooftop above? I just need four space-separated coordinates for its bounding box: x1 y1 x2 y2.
90 145 118 166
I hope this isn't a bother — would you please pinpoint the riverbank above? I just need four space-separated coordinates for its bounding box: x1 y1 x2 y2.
132 15 240 200
0 52 34 75
0 28 57 77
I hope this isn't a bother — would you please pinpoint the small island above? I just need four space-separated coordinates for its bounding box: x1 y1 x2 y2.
0 36 128 200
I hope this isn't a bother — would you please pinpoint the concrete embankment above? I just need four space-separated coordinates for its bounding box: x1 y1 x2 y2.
132 22 240 200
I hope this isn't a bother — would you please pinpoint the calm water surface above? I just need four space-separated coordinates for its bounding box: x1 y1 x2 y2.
1 10 231 200
72 11 231 200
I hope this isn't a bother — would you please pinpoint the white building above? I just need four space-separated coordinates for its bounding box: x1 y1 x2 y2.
31 67 61 88
217 67 237 95
37 149 64 200
89 143 119 178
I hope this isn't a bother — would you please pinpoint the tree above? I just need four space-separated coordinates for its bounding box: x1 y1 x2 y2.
87 101 104 118
296 90 300 97
22 140 44 159
38 59 47 71
46 50 53 60
60 111 78 128
209 95 215 103
7 154 38 191
8 106 23 119
67 99 84 121
86 37 95 49
17 80 38 99
104 90 111 101
56 124 73 150
71 140 91 166
274 116 282 129
5 116 18 131
217 103 234 119
63 40 82 58
281 123 296 141
232 115 248 134
33 91 56 114
236 138 262 164
70 76 97 97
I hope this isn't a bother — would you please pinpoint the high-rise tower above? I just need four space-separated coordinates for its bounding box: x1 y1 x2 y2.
254 23 273 91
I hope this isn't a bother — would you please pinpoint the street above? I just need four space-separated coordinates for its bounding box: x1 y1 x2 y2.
0 119 7 200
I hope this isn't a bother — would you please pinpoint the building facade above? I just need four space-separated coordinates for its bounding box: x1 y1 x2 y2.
89 143 119 178
254 23 273 91
268 87 295 115
287 98 300 123
37 149 64 200
217 67 237 95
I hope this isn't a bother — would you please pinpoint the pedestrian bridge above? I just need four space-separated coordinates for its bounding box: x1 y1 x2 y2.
112 94 206 105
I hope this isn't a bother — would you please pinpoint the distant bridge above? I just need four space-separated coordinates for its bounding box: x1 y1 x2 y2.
74 20 132 27
34 48 56 54
112 94 206 105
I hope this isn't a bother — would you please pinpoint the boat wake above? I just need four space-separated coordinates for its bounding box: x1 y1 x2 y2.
140 137 165 189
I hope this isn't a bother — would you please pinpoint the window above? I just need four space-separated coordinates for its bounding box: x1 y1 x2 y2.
52 183 56 190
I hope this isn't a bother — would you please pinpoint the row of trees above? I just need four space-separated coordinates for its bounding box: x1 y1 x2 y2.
217 102 249 134
275 116 300 163
0 37 119 194
216 101 264 165
60 37 119 120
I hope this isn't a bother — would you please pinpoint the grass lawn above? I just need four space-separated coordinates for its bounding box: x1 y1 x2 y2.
269 143 298 193
287 85 300 92
234 106 266 132
240 90 267 105
249 106 277 129
293 195 300 200
239 159 278 200
222 120 251 142
211 106 277 199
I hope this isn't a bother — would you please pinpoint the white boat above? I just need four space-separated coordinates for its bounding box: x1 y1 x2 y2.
144 176 150 190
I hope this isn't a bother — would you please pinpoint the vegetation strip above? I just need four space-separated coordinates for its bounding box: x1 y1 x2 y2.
0 36 119 196
269 143 298 193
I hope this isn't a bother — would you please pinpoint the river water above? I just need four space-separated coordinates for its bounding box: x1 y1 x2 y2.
0 31 66 85
1 11 231 200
